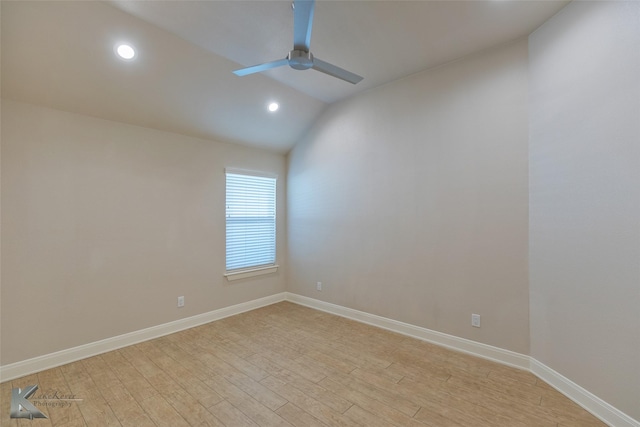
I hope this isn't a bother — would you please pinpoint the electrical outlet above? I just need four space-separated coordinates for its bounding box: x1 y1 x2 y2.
316 282 322 291
471 313 481 328
177 296 185 308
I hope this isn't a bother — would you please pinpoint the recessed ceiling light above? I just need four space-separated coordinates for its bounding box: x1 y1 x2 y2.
115 44 136 60
268 102 279 112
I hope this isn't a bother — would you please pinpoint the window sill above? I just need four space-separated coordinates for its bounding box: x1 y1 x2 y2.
224 265 279 282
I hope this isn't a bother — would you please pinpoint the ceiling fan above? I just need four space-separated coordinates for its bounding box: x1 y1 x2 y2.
233 0 363 84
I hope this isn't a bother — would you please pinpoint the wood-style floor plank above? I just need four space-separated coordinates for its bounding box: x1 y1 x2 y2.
1 302 607 426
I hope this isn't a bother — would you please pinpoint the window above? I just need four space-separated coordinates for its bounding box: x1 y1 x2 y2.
225 170 277 275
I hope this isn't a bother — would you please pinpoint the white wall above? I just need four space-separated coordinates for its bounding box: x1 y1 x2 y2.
529 1 640 420
288 39 530 354
1 99 287 365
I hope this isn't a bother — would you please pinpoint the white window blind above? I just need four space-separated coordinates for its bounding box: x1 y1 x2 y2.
225 171 276 272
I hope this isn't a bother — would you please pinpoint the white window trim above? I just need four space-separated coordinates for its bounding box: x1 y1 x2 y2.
224 167 278 179
224 265 279 282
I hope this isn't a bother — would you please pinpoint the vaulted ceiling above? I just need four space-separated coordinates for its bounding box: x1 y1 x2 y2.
1 0 569 153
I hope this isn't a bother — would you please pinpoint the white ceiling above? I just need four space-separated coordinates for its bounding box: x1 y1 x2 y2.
1 0 569 153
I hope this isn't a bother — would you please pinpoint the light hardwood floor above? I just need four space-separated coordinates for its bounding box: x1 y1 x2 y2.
1 302 606 426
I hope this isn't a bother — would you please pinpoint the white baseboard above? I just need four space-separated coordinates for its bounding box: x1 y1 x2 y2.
286 293 638 427
285 292 530 370
2 291 637 427
0 292 286 382
530 358 640 427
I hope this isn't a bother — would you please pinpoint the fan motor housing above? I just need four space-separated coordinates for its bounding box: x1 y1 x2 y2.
288 50 314 70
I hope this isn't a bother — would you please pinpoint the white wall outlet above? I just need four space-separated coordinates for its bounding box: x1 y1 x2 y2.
177 296 185 308
316 282 322 291
471 313 481 328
